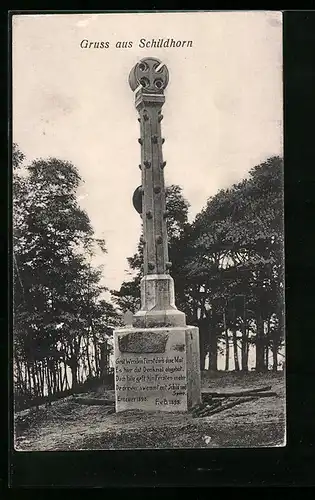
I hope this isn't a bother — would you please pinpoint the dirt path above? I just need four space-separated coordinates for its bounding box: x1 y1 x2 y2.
14 372 285 450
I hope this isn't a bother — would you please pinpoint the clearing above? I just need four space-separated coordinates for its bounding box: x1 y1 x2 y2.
14 371 286 450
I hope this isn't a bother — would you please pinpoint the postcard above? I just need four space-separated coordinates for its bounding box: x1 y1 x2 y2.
12 11 284 452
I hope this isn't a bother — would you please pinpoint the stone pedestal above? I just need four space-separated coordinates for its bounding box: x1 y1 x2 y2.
113 326 201 413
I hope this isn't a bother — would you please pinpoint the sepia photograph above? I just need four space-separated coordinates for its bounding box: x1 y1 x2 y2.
12 11 285 451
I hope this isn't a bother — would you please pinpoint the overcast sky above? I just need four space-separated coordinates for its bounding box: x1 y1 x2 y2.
13 11 283 292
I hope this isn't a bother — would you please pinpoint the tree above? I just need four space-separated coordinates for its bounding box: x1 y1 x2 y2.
110 279 141 314
184 156 284 371
13 145 118 408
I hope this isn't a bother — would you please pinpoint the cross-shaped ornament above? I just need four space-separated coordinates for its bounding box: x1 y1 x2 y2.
129 57 169 93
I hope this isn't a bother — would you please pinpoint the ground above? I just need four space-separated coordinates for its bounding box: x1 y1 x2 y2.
14 371 286 450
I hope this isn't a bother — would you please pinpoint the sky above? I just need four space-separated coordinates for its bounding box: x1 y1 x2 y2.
12 11 283 292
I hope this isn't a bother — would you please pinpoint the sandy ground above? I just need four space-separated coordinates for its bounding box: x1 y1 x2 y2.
14 371 286 450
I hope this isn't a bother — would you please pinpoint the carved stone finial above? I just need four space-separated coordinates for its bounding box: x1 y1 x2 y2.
129 58 169 94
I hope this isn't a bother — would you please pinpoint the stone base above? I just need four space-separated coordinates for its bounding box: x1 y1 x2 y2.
113 326 201 413
133 274 186 328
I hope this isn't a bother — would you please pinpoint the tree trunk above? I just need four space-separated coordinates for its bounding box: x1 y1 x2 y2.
209 347 217 371
26 363 32 393
91 320 100 378
51 359 57 394
34 361 41 397
59 363 64 392
85 337 93 377
45 362 52 403
272 341 278 372
33 362 41 398
100 341 110 377
19 362 26 394
232 328 240 371
38 361 44 397
71 366 78 391
69 341 79 392
199 347 207 371
209 328 218 371
14 354 24 394
265 345 269 370
30 364 38 408
70 359 78 393
55 361 60 392
63 362 70 390
255 314 265 372
241 324 248 372
223 312 229 371
199 322 207 371
225 333 229 371
264 317 271 372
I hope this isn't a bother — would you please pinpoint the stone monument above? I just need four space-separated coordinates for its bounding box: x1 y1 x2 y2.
113 57 201 412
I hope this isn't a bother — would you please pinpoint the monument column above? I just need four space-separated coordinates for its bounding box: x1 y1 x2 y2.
129 57 186 329
113 58 201 413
